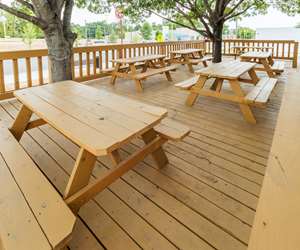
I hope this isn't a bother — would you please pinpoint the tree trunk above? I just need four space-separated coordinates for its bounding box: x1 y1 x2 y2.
44 22 74 83
212 22 224 63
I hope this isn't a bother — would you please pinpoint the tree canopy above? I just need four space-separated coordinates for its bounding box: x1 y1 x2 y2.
274 0 300 15
107 0 268 39
106 0 268 62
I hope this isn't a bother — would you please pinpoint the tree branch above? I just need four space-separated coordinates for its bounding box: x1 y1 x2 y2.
16 0 35 12
219 0 245 21
63 0 76 41
147 9 208 37
0 2 47 28
225 4 252 21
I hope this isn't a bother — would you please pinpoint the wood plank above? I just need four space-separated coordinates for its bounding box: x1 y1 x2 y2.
154 118 191 141
0 153 51 250
14 89 118 156
135 65 178 80
111 54 166 64
195 61 256 79
248 68 300 250
175 76 199 89
0 126 76 249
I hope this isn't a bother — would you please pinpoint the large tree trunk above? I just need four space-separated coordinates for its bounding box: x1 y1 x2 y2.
44 22 75 83
212 22 224 63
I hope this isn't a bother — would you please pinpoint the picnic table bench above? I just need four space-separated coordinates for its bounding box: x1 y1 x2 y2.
9 81 190 216
170 48 212 73
175 60 278 124
110 54 178 92
0 125 76 250
240 51 284 77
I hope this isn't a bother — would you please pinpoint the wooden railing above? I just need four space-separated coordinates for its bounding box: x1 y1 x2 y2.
205 39 299 68
0 39 299 101
0 40 204 100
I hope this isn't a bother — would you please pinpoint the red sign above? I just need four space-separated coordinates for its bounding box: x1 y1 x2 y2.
115 8 124 19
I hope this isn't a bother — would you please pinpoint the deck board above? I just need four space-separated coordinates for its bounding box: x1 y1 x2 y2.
0 62 288 250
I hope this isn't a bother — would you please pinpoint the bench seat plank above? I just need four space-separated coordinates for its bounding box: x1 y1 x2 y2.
175 76 199 90
271 61 285 73
154 118 191 141
189 56 213 64
245 77 278 105
135 65 178 80
0 126 76 250
0 153 51 250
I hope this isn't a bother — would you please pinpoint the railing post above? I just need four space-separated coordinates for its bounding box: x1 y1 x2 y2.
293 41 298 68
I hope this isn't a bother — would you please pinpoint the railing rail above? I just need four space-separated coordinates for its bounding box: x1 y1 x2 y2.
205 39 299 68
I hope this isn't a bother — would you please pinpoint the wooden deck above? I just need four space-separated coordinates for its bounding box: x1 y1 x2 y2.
0 61 289 250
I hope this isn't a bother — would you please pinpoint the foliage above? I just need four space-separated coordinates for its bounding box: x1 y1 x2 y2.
155 31 164 42
236 27 256 39
22 22 37 47
132 33 142 43
0 8 43 39
140 22 152 40
107 0 268 39
108 31 118 42
296 22 300 28
274 0 300 15
223 24 230 36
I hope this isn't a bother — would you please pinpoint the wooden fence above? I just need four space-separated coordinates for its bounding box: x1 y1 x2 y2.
0 40 204 100
0 39 298 100
205 39 299 67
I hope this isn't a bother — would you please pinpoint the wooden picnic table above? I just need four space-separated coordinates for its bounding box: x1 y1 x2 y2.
110 54 177 92
170 48 210 73
10 81 190 213
240 51 276 77
175 60 277 124
232 45 274 58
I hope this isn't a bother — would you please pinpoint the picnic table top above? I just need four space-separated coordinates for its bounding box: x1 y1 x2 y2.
195 60 256 79
14 81 167 156
111 54 166 64
170 48 204 55
240 51 273 59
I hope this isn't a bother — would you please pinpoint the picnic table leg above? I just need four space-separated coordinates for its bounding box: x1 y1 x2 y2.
268 56 275 66
159 58 172 81
129 63 143 92
141 61 149 73
248 68 260 84
110 63 121 85
9 104 33 141
184 54 194 73
210 78 224 92
141 128 169 168
229 79 256 124
186 76 208 106
109 149 122 166
260 58 275 78
64 148 96 202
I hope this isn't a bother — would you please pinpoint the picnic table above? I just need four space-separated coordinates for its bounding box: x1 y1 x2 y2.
170 48 212 73
232 45 274 58
10 81 190 213
240 51 284 77
175 60 278 124
110 54 178 92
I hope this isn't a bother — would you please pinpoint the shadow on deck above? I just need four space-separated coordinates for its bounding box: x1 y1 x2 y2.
0 61 289 250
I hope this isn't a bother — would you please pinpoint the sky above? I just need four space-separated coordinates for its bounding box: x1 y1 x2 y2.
72 7 300 29
1 0 300 29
